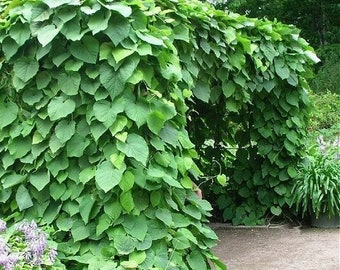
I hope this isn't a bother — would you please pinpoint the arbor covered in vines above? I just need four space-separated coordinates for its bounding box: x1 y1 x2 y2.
0 0 317 268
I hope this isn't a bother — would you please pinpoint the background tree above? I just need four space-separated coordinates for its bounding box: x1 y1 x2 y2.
209 0 340 47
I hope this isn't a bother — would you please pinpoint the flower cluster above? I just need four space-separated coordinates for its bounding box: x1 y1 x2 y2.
0 237 18 270
0 219 61 270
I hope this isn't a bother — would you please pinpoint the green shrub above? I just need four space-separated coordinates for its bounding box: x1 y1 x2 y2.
308 91 340 141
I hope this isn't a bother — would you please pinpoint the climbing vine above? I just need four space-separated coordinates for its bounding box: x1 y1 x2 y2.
183 7 317 224
0 0 317 268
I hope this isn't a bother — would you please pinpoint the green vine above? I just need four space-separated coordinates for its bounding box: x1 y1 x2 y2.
0 0 317 268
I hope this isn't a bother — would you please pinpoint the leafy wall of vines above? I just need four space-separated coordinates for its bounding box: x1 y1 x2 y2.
182 7 317 224
0 0 317 268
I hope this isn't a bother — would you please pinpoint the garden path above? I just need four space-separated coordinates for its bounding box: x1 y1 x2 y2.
212 224 339 270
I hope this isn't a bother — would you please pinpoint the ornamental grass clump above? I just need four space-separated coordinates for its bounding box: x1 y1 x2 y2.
291 138 340 219
0 220 65 270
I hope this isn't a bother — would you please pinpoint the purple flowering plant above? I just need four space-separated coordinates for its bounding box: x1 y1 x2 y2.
0 219 66 270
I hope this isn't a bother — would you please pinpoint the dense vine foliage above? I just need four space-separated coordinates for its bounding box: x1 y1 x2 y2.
0 0 226 269
178 5 318 224
0 0 317 268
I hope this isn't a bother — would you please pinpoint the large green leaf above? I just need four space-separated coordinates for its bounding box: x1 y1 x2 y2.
120 191 135 213
159 123 179 148
56 214 73 232
304 50 320 63
178 228 197 244
49 135 64 154
22 88 43 106
183 205 201 220
125 99 150 128
104 200 122 221
114 235 136 255
57 72 81 95
146 111 166 134
119 171 134 192
81 76 100 95
56 5 77 23
9 23 30 46
99 55 139 99
104 15 130 46
66 134 90 157
101 2 132 17
155 208 173 226
109 115 128 136
163 176 182 189
71 220 90 242
88 9 111 34
43 201 62 224
36 24 61 47
55 120 76 143
2 153 15 170
2 37 20 60
117 133 149 166
110 152 125 170
60 17 83 41
112 48 134 63
29 170 50 191
70 35 99 64
173 24 190 42
172 232 191 250
274 58 290 80
95 161 124 193
30 4 52 22
136 31 163 46
79 167 95 184
7 137 31 159
93 100 123 126
42 0 80 8
285 91 299 107
0 101 18 128
46 152 69 177
187 250 207 270
122 215 148 241
3 174 26 189
13 57 39 82
47 96 76 121
270 206 282 216
16 185 33 211
49 182 66 200
90 122 107 141
222 81 236 98
79 195 95 224
274 185 287 196
229 51 246 70
96 213 112 235
193 80 210 102
260 41 279 62
63 200 80 216
65 59 83 71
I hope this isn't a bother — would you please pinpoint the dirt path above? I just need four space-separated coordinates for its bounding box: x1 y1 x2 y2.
212 224 339 270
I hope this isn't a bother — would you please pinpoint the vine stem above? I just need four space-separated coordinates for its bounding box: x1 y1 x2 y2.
197 159 222 188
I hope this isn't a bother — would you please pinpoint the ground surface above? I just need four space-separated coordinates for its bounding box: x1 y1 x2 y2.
212 224 340 270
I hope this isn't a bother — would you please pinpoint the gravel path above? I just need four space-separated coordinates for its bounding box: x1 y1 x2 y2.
212 224 340 270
